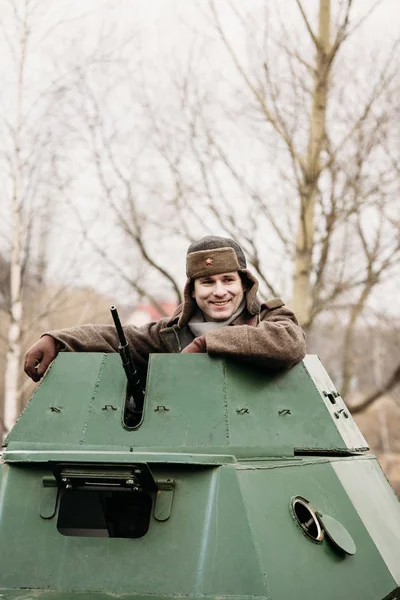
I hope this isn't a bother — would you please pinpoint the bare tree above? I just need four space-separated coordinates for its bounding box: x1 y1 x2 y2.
159 0 400 410
0 0 98 437
6 0 393 419
77 0 398 413
2 0 33 434
67 59 190 311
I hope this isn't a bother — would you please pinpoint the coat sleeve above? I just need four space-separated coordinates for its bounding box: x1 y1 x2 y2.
203 306 306 369
43 319 170 372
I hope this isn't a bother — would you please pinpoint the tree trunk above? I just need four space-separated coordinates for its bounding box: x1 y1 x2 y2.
4 196 23 435
341 282 373 398
292 0 331 327
3 8 27 437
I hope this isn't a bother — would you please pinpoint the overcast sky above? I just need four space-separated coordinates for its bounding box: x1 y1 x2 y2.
1 0 399 305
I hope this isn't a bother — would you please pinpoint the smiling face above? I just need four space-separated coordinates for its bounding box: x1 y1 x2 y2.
192 271 245 322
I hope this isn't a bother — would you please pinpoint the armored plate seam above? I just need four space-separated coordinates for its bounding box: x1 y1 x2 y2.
79 353 108 445
3 360 57 446
222 360 230 443
234 466 272 598
234 454 374 470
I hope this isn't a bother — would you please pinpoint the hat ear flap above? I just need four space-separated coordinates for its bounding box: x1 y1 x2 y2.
239 272 249 292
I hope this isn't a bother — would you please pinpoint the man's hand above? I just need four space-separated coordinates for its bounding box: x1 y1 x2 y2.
181 336 207 354
24 335 59 382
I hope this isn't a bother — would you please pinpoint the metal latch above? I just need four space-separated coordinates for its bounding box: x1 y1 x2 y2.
323 390 340 404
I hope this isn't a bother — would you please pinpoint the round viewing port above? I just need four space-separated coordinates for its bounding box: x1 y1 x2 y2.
291 496 324 542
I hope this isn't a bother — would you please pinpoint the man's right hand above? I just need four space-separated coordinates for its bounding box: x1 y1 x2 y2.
24 335 59 382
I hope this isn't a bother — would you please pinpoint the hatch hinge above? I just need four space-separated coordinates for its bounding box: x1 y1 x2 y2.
154 478 175 522
53 463 156 492
40 476 58 519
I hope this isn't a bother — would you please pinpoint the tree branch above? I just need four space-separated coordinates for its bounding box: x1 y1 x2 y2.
351 364 400 414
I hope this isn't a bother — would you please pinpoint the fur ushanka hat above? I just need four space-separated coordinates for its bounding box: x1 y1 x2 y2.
186 235 247 279
177 235 262 326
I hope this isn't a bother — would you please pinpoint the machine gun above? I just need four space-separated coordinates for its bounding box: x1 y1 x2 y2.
110 305 145 426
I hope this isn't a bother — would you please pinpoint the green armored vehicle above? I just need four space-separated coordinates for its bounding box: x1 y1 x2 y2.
1 352 400 599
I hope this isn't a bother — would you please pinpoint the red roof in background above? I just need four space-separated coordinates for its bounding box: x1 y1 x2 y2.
133 302 178 321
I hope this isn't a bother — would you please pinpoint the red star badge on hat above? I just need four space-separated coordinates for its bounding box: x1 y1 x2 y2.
205 257 213 266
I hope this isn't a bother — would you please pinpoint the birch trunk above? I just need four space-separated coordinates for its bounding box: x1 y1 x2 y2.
3 10 28 437
292 0 331 327
4 197 23 435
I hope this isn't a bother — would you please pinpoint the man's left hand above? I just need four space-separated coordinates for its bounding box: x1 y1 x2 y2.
182 336 207 353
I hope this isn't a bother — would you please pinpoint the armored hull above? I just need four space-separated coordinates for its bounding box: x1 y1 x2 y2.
1 354 399 599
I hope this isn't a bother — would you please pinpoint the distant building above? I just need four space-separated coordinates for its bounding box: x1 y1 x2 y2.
126 302 178 326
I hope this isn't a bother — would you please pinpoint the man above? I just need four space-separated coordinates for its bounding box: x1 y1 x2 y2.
24 236 306 382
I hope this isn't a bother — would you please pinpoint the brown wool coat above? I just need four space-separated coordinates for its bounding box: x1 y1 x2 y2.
45 270 306 375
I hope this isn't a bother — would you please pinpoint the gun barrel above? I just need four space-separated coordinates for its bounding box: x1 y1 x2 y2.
110 305 127 347
110 305 145 425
